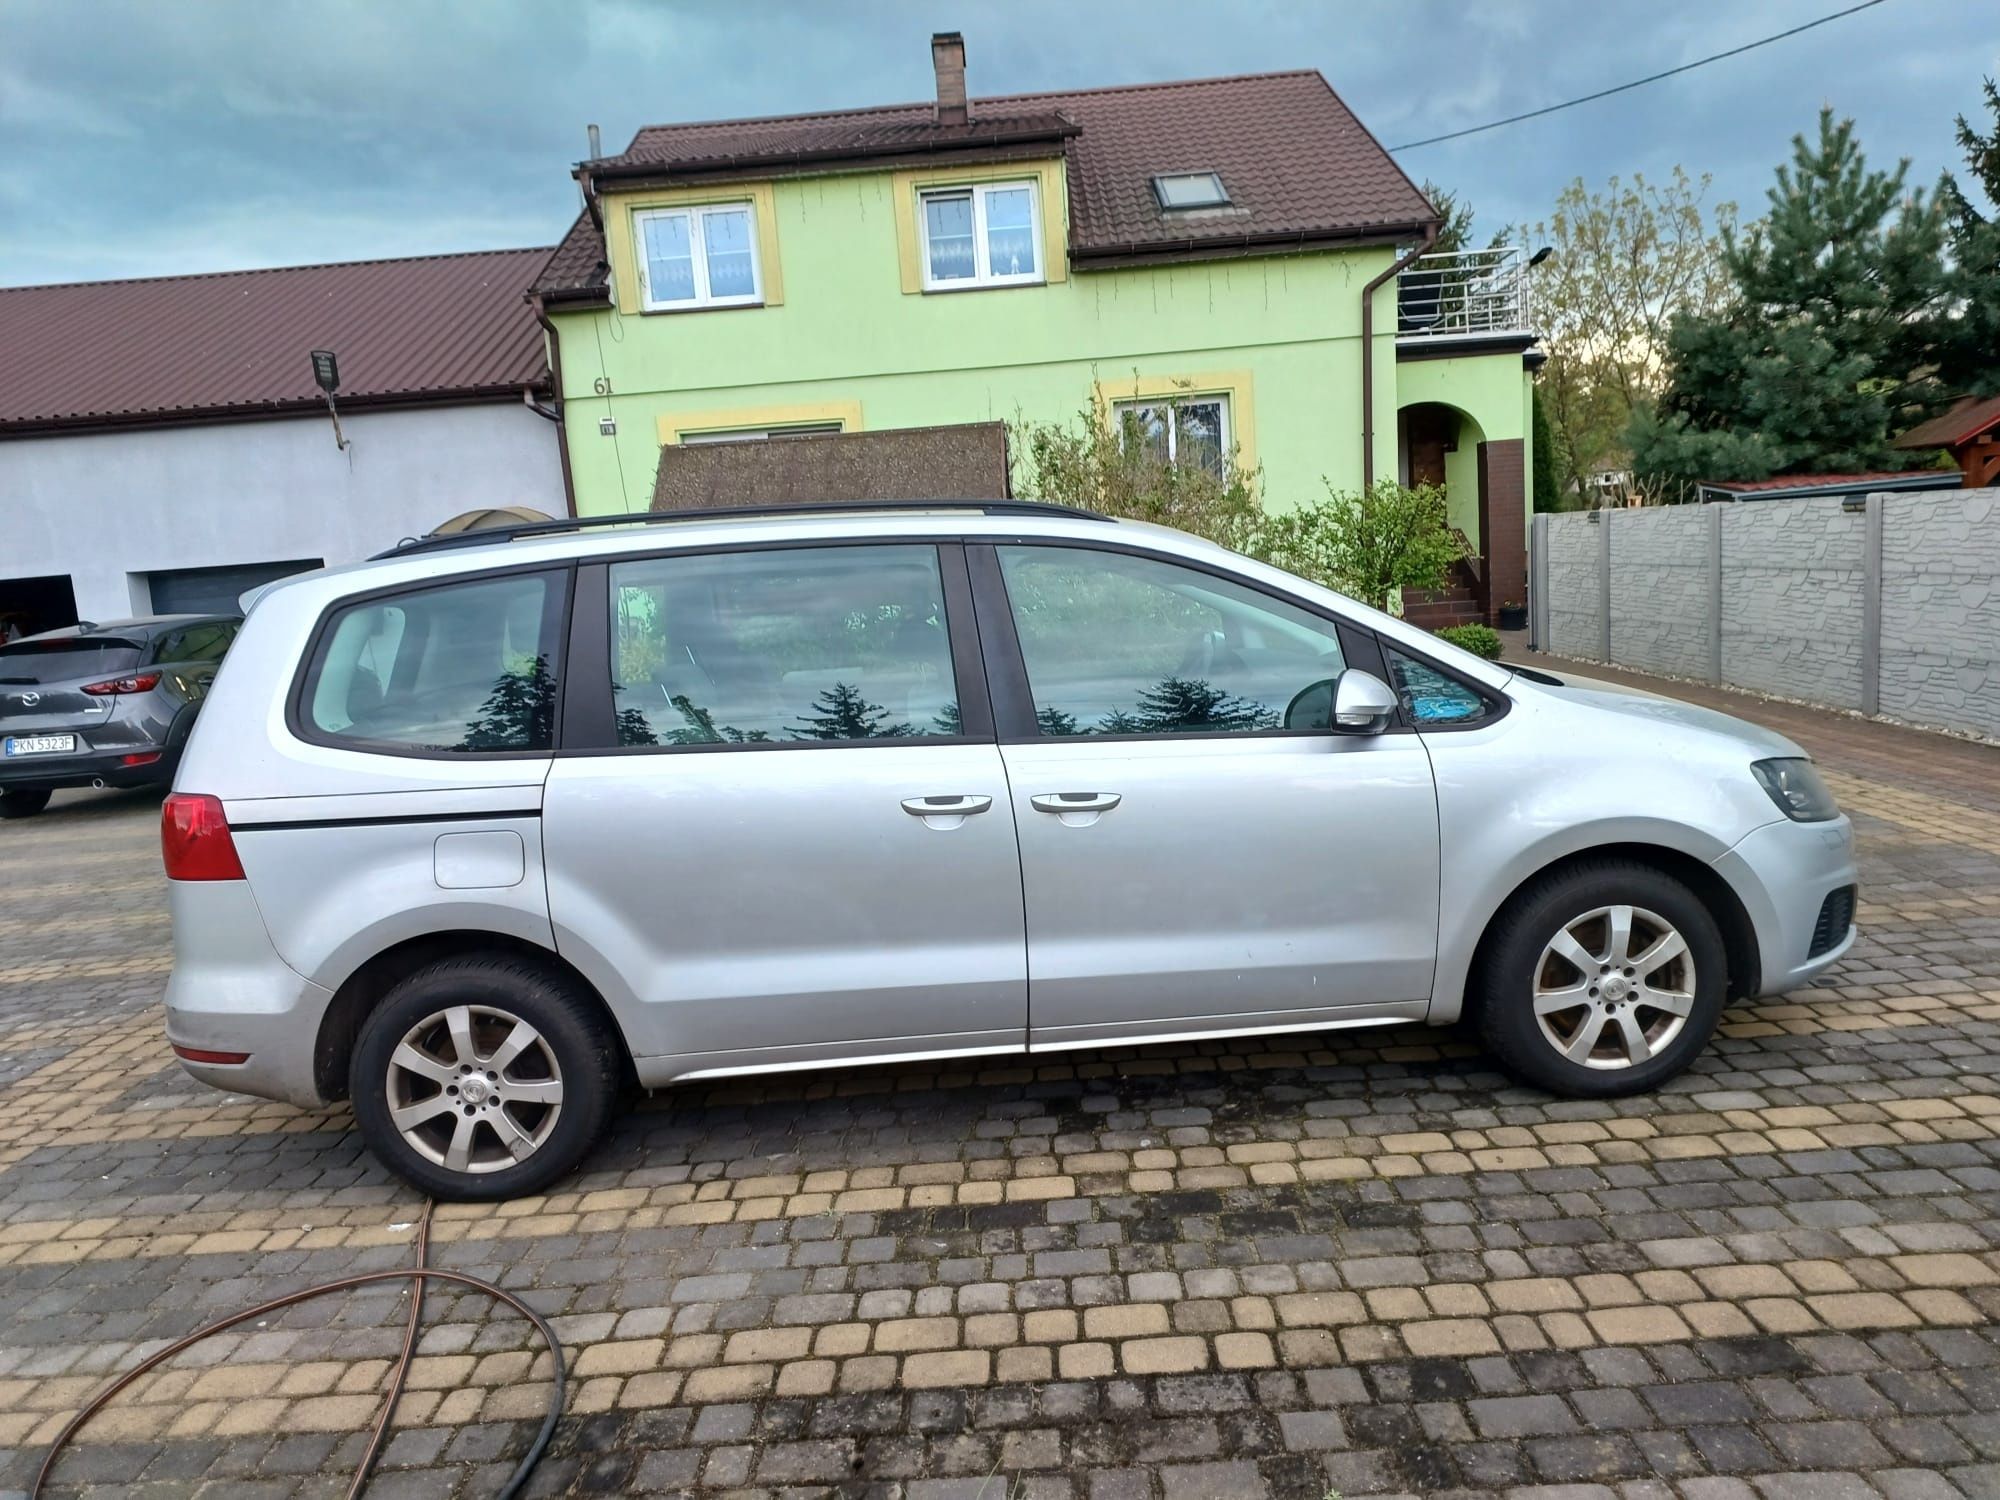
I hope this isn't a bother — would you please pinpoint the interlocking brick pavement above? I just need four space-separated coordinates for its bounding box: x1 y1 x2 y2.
1 651 1998 1497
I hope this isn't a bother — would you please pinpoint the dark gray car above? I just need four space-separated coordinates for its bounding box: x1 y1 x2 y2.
0 615 240 818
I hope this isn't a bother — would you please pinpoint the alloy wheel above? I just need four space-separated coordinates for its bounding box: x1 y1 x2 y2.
384 1004 564 1173
1531 903 1695 1070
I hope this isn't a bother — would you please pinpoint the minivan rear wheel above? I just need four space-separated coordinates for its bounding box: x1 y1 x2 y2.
1475 860 1728 1097
0 789 51 820
350 955 621 1200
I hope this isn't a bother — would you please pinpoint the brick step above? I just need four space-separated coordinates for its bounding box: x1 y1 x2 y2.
1401 585 1484 629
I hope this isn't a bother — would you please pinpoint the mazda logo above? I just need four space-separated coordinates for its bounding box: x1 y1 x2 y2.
18 692 38 707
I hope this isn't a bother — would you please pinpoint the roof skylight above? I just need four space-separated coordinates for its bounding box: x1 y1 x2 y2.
1153 172 1230 210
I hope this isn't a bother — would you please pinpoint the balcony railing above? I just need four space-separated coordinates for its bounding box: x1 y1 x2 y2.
1397 247 1532 339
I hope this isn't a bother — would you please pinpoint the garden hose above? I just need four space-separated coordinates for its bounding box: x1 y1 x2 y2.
32 1200 567 1500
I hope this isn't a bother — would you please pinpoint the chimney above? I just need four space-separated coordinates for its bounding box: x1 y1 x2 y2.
587 123 601 159
931 32 967 126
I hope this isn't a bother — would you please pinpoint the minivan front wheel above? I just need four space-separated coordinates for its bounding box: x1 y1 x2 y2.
351 956 621 1200
1477 861 1727 1097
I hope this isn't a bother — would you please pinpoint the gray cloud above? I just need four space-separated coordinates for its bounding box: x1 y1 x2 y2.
0 0 1994 286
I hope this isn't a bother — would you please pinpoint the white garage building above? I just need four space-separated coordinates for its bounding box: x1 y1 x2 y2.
0 247 565 633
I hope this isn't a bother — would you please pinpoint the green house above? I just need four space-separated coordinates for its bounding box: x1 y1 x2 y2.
533 33 1539 624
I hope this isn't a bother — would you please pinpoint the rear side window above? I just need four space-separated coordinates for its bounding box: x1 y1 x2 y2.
303 573 565 753
607 544 961 746
0 640 145 685
153 622 237 664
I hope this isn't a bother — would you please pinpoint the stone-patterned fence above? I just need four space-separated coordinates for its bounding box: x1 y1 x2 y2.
1531 486 2000 740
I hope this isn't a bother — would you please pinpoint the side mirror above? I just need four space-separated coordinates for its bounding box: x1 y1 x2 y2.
1283 669 1399 735
1332 669 1398 735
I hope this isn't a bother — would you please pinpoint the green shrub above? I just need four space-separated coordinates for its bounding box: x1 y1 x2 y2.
1436 623 1502 659
1258 479 1460 608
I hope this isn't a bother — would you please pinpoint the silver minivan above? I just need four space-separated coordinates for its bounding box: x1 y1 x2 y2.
164 503 1857 1199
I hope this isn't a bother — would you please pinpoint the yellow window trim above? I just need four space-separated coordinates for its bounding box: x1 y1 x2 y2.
892 159 1068 295
656 400 862 446
607 183 784 314
1092 370 1257 474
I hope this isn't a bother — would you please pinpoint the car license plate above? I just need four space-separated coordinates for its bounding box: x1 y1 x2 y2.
3 734 76 756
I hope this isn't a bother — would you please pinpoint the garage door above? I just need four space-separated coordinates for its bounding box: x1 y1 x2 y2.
147 559 322 616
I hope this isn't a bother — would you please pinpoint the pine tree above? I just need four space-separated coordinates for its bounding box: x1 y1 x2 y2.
1531 386 1564 513
462 656 555 750
1630 110 1951 489
1132 676 1276 734
1938 79 2000 397
788 682 912 741
1035 705 1080 736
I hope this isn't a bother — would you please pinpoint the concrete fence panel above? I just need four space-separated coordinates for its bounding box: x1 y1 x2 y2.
1879 488 2000 739
1534 486 2000 741
1608 506 1712 680
1718 499 1867 710
1546 512 1604 660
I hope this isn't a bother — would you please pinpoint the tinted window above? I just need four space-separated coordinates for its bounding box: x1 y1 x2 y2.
608 545 960 746
153 622 236 664
996 546 1346 736
1386 648 1491 725
305 574 562 752
0 640 145 684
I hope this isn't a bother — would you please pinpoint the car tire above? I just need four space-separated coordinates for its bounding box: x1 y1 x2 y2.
350 954 623 1201
1475 859 1728 1098
0 789 51 820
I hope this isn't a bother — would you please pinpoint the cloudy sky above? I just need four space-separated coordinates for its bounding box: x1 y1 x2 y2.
1 0 1996 288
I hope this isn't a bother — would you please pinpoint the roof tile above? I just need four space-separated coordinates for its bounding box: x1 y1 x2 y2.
537 70 1434 297
1 247 554 434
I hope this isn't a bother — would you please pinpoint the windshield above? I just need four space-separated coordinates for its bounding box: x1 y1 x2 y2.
0 640 146 685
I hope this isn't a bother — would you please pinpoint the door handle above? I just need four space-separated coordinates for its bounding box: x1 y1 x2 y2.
1030 792 1122 814
901 794 993 818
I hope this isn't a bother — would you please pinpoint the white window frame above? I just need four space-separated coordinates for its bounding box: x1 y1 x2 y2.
633 203 763 312
680 422 844 445
917 179 1044 291
1113 392 1232 473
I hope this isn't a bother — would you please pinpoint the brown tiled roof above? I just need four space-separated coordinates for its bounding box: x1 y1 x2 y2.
536 70 1435 299
1703 471 1956 494
0 247 555 436
1895 393 2000 451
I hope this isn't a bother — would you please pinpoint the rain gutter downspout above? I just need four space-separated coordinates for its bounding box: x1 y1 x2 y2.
1360 223 1437 487
529 294 578 518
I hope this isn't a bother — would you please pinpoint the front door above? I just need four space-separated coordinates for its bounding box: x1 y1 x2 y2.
543 541 1027 1075
975 543 1442 1050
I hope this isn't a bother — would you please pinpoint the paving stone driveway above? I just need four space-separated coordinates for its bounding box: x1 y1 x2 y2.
2 655 1999 1500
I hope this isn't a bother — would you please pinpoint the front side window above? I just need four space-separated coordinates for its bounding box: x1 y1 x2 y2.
920 181 1041 289
304 573 563 752
635 203 761 310
608 545 961 747
997 546 1347 737
1113 395 1229 478
1386 647 1492 726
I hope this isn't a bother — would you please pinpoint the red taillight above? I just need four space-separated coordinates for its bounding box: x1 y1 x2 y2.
161 793 245 881
172 1043 251 1066
121 751 163 767
83 672 162 696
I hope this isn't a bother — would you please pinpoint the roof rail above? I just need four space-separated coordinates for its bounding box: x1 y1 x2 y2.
371 499 1113 559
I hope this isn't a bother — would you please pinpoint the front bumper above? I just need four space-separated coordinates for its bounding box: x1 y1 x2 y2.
1712 813 1858 998
0 744 173 793
163 878 333 1108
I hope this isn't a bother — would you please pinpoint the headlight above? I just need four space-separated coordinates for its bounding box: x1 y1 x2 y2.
1751 758 1839 822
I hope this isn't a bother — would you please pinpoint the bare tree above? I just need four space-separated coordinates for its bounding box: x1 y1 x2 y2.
1530 169 1737 497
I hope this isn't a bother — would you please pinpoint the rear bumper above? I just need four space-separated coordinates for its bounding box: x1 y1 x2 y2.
1712 814 1859 998
0 745 173 792
163 878 332 1108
